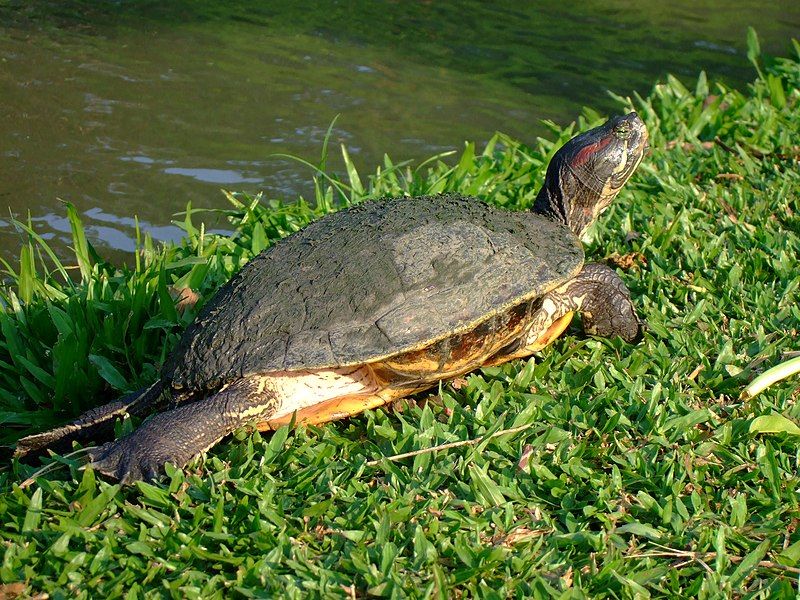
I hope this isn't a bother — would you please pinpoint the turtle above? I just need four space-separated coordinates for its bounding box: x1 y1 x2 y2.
17 112 648 482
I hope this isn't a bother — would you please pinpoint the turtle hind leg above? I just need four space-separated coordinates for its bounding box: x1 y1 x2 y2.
88 376 280 483
571 262 640 342
15 381 166 459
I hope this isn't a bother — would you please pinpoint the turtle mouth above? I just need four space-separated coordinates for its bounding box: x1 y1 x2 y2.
606 147 644 193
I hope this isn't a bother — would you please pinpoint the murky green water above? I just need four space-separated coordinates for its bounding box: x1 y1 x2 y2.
0 1 798 263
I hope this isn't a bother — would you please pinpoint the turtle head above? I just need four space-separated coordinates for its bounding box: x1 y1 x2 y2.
533 112 648 238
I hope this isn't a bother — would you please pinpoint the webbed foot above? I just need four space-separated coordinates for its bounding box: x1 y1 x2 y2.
87 377 279 483
577 263 641 343
86 403 227 483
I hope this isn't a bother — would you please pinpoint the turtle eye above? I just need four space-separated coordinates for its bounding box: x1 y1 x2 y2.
613 122 631 139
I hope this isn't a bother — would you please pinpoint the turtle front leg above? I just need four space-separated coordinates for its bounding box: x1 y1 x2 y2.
531 262 640 343
88 377 279 483
563 262 640 342
486 263 639 366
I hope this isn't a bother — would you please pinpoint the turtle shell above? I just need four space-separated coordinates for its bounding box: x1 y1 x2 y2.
165 194 583 390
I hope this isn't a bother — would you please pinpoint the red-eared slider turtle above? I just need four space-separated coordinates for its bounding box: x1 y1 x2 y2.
18 113 648 482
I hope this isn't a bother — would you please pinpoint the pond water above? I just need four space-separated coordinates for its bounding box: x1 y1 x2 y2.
1 1 798 264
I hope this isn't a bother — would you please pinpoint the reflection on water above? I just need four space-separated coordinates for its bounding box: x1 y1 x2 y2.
32 210 188 254
0 0 798 264
162 168 263 185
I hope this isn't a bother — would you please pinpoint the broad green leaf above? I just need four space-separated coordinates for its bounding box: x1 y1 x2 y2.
767 74 786 109
778 540 800 567
746 27 762 73
749 414 800 436
22 488 43 533
616 521 662 541
468 464 506 506
76 485 120 527
88 354 128 391
729 540 770 588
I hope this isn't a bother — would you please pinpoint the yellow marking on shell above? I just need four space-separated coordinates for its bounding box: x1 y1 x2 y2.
254 367 381 428
256 303 528 428
255 298 573 430
382 352 441 377
484 311 575 366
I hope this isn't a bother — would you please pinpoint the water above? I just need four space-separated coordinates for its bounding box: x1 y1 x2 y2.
0 1 798 264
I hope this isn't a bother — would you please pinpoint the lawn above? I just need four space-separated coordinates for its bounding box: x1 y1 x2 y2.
1 33 799 598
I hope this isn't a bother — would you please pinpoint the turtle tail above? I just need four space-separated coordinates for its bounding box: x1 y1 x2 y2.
15 381 167 460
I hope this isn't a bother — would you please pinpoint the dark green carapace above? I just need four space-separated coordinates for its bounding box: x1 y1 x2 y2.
167 194 583 390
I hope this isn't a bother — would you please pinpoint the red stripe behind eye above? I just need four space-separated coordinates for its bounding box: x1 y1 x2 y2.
571 135 612 169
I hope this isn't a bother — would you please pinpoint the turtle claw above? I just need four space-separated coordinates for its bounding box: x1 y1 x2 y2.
87 442 135 484
84 400 233 483
87 438 169 484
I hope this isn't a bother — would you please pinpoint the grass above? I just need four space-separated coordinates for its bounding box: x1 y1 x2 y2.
1 31 800 598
